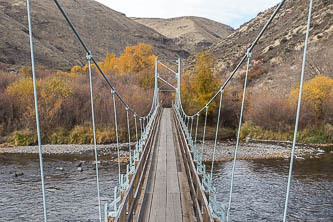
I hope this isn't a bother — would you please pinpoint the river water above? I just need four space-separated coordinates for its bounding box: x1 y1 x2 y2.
0 152 332 221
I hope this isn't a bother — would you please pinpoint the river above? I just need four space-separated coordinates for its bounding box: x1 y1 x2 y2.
0 152 332 221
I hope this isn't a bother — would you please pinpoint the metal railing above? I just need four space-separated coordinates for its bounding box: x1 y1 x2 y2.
173 106 226 222
105 106 162 221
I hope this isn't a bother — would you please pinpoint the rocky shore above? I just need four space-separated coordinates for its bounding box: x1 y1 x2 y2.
0 143 134 159
0 140 329 161
198 140 327 161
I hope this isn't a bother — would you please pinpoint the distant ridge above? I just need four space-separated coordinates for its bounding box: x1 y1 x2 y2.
0 0 188 70
133 16 234 52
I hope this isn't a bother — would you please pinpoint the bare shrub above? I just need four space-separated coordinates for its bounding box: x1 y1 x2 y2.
245 91 295 131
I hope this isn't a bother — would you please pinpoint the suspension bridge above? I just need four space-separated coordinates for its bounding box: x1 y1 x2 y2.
23 0 316 221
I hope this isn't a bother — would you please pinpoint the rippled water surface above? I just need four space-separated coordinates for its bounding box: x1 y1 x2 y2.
0 154 122 221
212 153 333 221
0 152 332 221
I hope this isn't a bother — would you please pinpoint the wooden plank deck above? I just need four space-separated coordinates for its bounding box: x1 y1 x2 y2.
140 108 196 222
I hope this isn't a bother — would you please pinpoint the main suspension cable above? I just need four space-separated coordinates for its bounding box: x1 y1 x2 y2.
52 0 155 118
178 0 287 118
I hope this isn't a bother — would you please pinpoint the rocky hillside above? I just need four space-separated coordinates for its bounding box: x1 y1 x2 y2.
133 16 234 53
207 0 333 93
0 0 188 70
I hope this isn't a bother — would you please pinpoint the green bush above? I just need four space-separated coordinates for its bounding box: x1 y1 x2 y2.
69 125 93 144
48 128 69 144
240 122 333 144
11 130 37 146
96 128 116 144
240 122 293 141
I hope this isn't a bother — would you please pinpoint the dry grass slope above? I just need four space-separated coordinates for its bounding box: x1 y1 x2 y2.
133 16 234 53
0 0 188 70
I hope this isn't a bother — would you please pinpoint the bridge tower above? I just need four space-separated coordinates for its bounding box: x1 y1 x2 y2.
154 58 181 107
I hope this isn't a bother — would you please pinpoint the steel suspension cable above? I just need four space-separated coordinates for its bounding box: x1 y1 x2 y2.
283 0 313 221
139 118 143 137
178 0 286 118
52 0 155 118
87 55 102 222
200 106 209 159
126 108 132 163
112 91 121 183
134 114 138 144
190 117 194 139
142 117 146 134
26 0 47 220
210 91 224 181
227 51 252 222
194 114 200 146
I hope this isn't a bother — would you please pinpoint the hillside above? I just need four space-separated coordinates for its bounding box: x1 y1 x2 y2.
206 0 333 93
133 16 234 53
0 0 188 71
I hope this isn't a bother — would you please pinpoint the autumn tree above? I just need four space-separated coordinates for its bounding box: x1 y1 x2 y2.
117 43 156 74
192 51 219 112
103 52 117 73
289 75 333 119
7 77 72 134
71 65 83 73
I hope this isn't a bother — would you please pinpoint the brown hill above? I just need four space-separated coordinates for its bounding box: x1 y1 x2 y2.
0 0 188 71
133 16 234 53
205 0 333 93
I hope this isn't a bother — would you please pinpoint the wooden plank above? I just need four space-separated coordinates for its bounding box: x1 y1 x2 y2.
172 108 216 222
148 109 183 222
136 111 162 222
137 108 201 222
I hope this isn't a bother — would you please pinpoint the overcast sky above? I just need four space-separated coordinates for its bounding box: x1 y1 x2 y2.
96 0 281 28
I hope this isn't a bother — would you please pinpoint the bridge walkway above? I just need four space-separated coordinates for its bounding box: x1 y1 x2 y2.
139 108 196 222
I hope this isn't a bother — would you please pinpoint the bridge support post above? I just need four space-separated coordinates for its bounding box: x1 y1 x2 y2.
177 58 181 109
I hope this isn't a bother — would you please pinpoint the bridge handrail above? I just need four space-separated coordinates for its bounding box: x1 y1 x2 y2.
173 106 224 222
105 105 162 221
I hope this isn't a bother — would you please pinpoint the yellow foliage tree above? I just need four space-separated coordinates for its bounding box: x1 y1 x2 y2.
117 43 156 74
289 75 333 118
192 51 219 111
20 66 32 76
179 71 200 114
102 52 118 73
7 77 72 132
7 78 40 124
71 65 82 73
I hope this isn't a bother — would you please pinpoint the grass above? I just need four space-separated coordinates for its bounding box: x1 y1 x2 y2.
196 125 235 141
11 130 37 146
240 122 333 144
9 125 135 146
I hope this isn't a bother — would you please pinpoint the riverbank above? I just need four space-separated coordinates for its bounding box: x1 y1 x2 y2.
1 140 330 161
0 143 134 162
198 140 328 161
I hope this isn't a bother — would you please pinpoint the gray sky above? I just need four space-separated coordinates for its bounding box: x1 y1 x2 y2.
96 0 281 28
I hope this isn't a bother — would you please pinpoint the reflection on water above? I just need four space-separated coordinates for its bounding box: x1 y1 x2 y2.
0 153 332 221
212 153 333 221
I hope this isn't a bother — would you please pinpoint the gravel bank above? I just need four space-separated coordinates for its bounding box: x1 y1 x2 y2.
0 143 134 157
0 141 327 161
198 140 325 161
